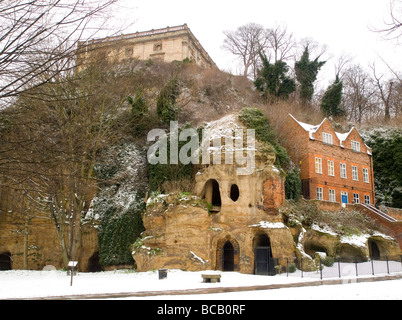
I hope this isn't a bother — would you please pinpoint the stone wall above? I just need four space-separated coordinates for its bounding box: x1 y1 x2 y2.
76 24 217 71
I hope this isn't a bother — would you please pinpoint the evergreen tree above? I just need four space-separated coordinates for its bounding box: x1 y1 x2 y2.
156 77 181 123
254 53 295 102
321 75 345 118
127 89 150 135
295 46 326 105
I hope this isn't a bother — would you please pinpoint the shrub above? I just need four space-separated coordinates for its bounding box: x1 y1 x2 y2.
147 124 193 193
287 263 297 273
127 90 150 135
238 107 301 200
322 256 334 267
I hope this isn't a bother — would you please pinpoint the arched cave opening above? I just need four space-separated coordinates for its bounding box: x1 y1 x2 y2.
223 241 234 271
203 179 221 211
253 233 275 275
368 240 381 260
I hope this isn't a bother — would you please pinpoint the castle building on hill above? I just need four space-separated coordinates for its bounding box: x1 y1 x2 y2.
76 24 217 70
282 114 375 208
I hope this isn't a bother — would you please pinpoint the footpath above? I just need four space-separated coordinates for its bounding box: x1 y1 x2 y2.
16 273 402 300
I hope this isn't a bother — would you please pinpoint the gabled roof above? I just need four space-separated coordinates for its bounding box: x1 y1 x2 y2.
288 114 372 155
288 114 326 140
335 128 354 147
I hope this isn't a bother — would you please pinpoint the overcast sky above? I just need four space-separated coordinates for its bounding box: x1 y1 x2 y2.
113 0 400 86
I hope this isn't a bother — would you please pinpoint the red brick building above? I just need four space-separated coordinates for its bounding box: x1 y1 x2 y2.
282 114 375 206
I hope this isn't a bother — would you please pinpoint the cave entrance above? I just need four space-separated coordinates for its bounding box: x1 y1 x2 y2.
216 237 239 272
368 240 381 260
253 233 275 276
0 252 12 270
204 179 221 212
223 241 234 271
87 252 103 272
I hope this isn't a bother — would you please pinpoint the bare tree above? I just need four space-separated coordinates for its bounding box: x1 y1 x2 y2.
0 0 119 108
223 23 267 78
342 64 377 124
333 53 354 79
390 80 402 118
371 63 398 122
264 24 296 63
375 0 402 42
4 64 126 267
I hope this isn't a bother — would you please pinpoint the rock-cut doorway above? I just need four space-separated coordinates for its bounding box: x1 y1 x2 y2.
253 233 275 275
223 241 234 271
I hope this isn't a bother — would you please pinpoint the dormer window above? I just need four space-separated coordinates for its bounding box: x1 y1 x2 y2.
351 140 360 152
322 132 333 145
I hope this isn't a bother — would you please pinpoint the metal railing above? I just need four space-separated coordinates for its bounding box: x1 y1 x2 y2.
280 255 402 280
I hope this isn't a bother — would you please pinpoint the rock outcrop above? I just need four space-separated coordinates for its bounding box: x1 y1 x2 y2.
132 114 295 273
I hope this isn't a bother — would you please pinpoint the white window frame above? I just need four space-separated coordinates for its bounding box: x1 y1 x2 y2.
351 140 360 152
363 168 369 183
316 187 323 200
323 132 333 145
352 165 358 181
353 193 360 204
329 189 336 202
328 160 335 176
340 163 347 179
364 195 370 204
315 157 322 174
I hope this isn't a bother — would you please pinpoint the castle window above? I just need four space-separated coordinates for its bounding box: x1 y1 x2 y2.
125 47 133 56
351 140 360 152
230 184 240 202
323 132 333 145
154 43 162 51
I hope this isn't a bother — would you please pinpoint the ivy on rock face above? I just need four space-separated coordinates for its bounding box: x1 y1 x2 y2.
97 192 145 266
93 142 147 267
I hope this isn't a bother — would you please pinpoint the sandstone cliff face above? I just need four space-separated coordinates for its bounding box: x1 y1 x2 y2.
132 183 295 274
0 212 98 271
132 115 295 274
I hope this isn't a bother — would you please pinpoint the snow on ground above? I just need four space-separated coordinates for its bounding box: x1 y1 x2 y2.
0 269 313 299
134 279 402 300
1 261 401 300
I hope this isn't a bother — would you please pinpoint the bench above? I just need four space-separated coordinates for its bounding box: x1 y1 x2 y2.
202 274 221 283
